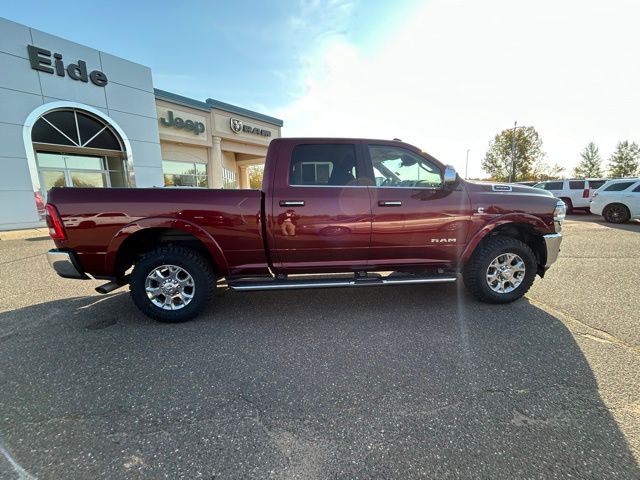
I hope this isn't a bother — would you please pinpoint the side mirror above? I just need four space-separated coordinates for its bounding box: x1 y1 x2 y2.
443 165 458 185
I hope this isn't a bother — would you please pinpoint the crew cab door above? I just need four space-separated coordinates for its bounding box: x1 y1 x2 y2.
364 143 472 268
268 141 372 272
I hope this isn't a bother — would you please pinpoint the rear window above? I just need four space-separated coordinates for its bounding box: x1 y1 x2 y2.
289 144 359 186
544 181 563 190
588 180 606 189
569 180 584 190
604 181 635 192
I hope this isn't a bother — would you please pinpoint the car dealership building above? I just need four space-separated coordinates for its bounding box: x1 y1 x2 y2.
0 17 283 230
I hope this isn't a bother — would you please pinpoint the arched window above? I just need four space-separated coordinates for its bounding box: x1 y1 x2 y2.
32 108 129 198
32 109 124 153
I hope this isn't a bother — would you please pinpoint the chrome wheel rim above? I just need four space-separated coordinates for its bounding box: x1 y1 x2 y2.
145 265 195 310
486 253 526 294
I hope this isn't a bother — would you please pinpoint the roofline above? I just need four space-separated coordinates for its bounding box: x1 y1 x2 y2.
154 88 284 127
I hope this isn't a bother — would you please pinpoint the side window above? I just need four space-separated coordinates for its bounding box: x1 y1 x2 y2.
631 184 640 192
569 180 584 190
545 181 563 190
604 181 635 192
369 145 442 188
589 180 606 190
289 144 358 186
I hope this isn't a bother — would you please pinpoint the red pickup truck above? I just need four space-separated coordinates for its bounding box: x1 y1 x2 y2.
46 138 565 322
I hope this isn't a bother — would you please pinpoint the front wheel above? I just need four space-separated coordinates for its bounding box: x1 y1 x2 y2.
130 245 215 322
463 236 537 304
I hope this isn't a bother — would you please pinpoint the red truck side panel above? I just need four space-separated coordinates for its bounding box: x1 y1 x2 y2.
48 188 269 278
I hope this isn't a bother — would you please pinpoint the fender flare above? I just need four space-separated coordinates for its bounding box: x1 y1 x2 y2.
104 217 230 276
461 214 549 264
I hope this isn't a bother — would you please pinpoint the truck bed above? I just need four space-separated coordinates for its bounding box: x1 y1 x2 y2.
48 187 269 278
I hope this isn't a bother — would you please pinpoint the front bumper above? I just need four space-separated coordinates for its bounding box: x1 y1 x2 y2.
47 249 90 280
543 233 562 268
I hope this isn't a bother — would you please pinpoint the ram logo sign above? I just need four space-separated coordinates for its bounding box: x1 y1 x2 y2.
431 238 457 243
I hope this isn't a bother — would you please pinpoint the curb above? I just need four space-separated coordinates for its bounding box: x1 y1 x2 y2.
0 228 51 241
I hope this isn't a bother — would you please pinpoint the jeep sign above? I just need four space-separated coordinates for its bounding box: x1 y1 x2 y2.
160 110 205 135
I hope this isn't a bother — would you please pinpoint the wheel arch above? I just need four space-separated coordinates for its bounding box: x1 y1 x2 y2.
105 218 229 279
462 220 548 275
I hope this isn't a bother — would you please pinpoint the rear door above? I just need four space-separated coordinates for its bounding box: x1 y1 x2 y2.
364 143 471 268
268 140 373 272
628 183 640 216
568 180 589 208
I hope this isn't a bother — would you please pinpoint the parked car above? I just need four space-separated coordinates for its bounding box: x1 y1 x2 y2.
45 137 565 322
590 178 640 223
533 178 607 213
516 181 538 187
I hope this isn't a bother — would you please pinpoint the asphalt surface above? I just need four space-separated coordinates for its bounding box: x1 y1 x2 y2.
0 215 639 479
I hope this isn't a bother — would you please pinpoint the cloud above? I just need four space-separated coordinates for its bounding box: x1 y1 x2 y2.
276 0 640 178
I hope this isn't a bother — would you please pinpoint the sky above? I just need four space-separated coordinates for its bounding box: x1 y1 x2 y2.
5 0 640 178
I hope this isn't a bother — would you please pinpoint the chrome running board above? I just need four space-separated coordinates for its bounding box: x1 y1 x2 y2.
228 274 457 292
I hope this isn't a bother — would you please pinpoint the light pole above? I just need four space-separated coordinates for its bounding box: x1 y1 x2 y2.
509 121 527 183
465 149 470 179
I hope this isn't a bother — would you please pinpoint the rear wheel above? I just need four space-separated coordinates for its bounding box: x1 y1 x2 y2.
560 198 573 214
603 203 630 224
463 236 537 304
130 245 215 322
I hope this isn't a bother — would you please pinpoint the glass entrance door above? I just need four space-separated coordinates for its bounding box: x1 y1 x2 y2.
37 152 110 199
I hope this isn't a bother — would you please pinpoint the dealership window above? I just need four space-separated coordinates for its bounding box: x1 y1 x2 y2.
223 168 237 189
32 108 127 200
163 160 208 187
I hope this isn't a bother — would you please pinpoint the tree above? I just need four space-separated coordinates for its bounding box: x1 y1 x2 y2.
482 126 545 182
608 140 640 178
574 142 603 178
531 161 565 181
248 165 264 189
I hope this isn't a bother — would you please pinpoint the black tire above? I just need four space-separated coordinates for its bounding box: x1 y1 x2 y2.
463 236 537 304
130 245 215 322
603 203 630 224
560 198 573 214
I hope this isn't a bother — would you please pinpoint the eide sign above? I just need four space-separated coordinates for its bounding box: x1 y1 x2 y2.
27 45 108 87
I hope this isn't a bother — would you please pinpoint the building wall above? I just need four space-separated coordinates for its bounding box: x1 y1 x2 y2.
0 16 283 230
0 17 162 230
155 99 282 191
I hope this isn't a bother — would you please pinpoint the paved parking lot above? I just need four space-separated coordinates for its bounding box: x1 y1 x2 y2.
1 216 639 479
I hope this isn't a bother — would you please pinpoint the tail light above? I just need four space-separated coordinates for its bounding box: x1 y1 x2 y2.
45 204 67 240
582 188 590 198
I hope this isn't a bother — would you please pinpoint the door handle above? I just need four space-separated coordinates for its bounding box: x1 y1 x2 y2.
279 200 305 207
378 201 402 207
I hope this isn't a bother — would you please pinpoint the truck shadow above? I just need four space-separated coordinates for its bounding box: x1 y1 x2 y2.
0 285 638 478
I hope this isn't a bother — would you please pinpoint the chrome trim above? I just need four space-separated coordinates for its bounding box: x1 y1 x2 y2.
279 201 305 207
47 249 89 280
229 275 457 291
543 233 563 268
443 165 458 185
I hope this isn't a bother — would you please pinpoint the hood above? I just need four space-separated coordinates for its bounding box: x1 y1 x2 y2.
465 181 554 197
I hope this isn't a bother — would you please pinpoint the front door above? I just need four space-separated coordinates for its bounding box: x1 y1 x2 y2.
269 141 372 272
365 143 472 269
